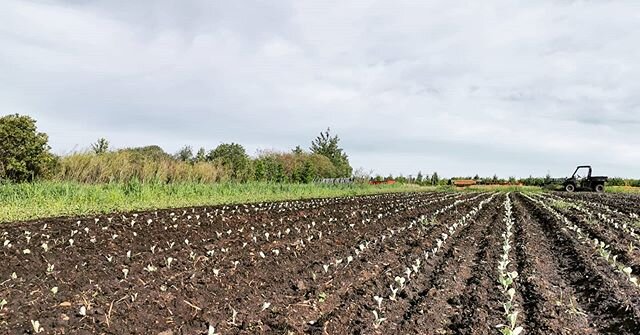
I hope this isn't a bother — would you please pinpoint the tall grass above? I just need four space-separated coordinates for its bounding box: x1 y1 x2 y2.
55 151 228 183
0 181 429 223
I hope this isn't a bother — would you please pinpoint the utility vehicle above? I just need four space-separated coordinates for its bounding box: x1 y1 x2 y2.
562 165 608 192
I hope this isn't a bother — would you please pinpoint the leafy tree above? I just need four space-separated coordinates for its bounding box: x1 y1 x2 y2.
431 172 440 185
292 146 304 155
194 147 207 163
119 145 172 161
416 171 423 184
254 154 285 182
310 128 352 177
91 138 109 154
207 143 251 180
175 146 193 162
0 114 55 182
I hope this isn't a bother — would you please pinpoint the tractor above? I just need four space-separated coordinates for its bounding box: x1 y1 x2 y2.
562 165 608 192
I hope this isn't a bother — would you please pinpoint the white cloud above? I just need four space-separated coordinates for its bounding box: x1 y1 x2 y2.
1 0 639 178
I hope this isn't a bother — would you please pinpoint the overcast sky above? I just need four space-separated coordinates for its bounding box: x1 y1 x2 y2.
1 1 639 178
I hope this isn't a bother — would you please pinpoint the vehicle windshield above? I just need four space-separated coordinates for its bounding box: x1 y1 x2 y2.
574 167 589 179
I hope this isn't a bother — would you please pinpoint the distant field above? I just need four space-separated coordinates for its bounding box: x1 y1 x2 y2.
0 181 432 223
457 185 543 192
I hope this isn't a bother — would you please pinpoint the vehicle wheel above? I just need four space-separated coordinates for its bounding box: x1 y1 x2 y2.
595 184 604 193
565 184 575 192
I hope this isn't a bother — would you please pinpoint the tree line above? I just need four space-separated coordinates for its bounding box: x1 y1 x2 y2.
0 114 353 184
2 114 639 186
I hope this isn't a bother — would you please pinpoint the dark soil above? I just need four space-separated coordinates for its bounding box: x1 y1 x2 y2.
516 194 640 334
1 191 640 334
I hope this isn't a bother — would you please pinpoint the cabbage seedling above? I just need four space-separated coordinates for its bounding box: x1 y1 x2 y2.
507 288 515 302
389 285 398 301
207 325 219 335
31 320 43 333
226 306 238 325
372 310 386 329
374 295 383 308
395 276 406 289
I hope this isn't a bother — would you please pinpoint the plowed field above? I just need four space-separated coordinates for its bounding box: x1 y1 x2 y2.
1 192 639 334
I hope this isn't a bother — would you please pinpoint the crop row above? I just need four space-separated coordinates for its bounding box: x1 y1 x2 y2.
496 194 523 335
1 192 482 333
368 193 498 329
522 194 639 288
543 193 640 245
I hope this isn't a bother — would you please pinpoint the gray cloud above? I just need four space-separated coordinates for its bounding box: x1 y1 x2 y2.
1 0 639 178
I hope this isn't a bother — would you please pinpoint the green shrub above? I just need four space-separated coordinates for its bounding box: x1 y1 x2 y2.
207 143 252 181
310 128 352 177
0 114 55 182
254 151 338 183
608 177 626 186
